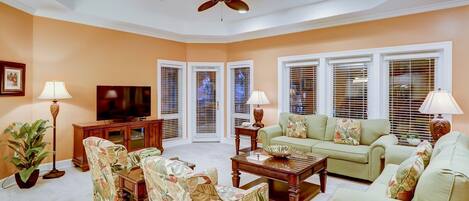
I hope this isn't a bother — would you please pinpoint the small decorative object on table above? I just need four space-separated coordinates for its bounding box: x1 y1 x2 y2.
264 144 291 158
0 61 25 96
405 134 421 146
3 120 50 189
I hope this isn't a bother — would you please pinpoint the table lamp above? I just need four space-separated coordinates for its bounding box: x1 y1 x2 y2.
246 91 270 128
38 81 72 179
419 88 463 141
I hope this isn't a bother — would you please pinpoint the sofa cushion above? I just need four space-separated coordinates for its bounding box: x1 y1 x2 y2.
304 114 328 140
413 132 469 201
334 118 361 145
312 141 369 163
325 117 338 141
360 119 390 145
271 136 321 153
279 112 293 134
367 164 399 195
387 155 425 201
286 115 307 138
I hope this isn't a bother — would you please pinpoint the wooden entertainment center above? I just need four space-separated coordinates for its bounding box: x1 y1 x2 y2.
72 119 163 171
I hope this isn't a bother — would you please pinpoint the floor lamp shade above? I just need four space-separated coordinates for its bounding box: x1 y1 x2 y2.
247 91 270 128
38 81 71 179
419 89 463 141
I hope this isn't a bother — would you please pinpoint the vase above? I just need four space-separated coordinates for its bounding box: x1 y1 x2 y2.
15 169 40 189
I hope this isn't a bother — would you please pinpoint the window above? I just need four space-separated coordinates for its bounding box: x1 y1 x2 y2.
388 58 435 142
287 62 318 115
331 58 369 119
158 60 185 140
228 61 252 137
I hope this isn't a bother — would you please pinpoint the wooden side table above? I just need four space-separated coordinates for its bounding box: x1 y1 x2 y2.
234 126 261 155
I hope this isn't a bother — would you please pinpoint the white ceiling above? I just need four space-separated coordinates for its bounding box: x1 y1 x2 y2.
3 0 469 43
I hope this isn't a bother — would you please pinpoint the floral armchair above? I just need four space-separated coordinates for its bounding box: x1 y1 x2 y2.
83 137 161 201
141 156 269 201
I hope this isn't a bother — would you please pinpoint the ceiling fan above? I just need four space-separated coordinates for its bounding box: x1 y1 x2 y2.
198 0 250 13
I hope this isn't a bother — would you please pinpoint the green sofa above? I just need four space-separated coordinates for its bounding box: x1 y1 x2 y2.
259 112 397 181
331 132 469 201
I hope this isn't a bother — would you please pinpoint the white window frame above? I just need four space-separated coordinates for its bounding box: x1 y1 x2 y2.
157 60 188 145
278 41 452 121
187 62 225 142
226 60 254 143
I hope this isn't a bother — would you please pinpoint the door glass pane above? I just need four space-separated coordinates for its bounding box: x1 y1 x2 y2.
130 128 145 150
161 67 182 139
289 66 317 115
108 130 124 145
196 71 217 133
234 68 250 114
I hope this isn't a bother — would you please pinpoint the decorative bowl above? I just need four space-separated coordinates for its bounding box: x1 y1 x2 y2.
407 138 421 146
264 145 291 158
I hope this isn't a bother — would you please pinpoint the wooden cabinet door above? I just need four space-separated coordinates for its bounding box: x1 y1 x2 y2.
127 125 148 152
105 126 127 146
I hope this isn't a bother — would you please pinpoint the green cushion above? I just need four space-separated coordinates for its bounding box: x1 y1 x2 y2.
279 112 292 134
367 164 399 195
413 132 469 201
312 141 369 163
325 117 338 141
304 114 328 140
360 119 390 145
270 136 321 153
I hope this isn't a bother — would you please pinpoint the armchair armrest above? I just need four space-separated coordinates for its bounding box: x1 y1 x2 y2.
105 144 130 173
368 135 398 180
240 182 269 201
385 145 416 166
331 188 398 201
128 147 161 168
258 125 283 147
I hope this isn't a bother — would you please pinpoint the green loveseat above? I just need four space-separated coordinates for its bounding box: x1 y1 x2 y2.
331 132 469 201
259 112 397 181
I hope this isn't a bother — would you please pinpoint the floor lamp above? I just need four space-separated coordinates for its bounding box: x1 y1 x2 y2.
38 81 72 179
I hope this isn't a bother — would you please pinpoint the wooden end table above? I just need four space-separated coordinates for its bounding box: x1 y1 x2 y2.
231 150 327 201
235 126 261 155
118 158 195 201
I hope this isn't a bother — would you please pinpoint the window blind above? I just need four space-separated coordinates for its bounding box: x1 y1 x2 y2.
161 67 182 139
231 67 251 136
289 65 317 115
333 62 368 119
389 58 435 143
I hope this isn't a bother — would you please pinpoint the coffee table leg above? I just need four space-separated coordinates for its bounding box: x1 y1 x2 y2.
288 175 300 201
232 161 241 188
319 169 327 193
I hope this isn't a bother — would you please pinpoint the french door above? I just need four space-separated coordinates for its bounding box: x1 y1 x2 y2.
190 63 224 142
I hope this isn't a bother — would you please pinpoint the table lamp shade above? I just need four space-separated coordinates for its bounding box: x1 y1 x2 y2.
38 81 72 100
419 89 463 115
247 91 270 105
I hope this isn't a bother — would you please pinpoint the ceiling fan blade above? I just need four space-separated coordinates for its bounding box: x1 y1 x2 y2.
198 0 219 12
225 0 249 12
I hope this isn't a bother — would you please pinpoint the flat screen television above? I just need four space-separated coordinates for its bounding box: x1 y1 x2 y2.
97 86 151 121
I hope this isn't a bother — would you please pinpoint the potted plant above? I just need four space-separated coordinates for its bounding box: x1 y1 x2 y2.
3 120 50 189
405 133 421 146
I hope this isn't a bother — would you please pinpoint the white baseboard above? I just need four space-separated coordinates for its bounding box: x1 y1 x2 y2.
163 138 191 148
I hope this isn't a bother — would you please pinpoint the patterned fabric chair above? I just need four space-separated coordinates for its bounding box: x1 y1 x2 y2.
83 136 161 201
141 156 269 201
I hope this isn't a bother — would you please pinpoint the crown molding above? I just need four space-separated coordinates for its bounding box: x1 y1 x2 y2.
2 0 469 43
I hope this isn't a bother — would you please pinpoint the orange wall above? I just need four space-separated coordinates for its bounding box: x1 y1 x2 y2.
0 4 33 179
227 5 469 132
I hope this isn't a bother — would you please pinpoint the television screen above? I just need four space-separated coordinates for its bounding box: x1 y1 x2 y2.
97 86 151 121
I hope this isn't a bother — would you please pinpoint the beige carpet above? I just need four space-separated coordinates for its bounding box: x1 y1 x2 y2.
0 143 369 201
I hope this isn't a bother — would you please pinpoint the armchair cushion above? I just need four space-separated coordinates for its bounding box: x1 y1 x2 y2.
312 141 369 163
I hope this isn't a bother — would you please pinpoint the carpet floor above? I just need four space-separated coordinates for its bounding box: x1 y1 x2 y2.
0 143 370 201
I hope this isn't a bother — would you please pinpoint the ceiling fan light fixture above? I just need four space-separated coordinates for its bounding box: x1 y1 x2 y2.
238 9 248 14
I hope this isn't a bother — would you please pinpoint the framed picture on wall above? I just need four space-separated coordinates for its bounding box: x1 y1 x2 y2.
0 61 25 96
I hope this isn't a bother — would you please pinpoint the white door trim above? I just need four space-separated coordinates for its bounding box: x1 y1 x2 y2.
188 62 225 142
157 59 187 142
225 60 254 144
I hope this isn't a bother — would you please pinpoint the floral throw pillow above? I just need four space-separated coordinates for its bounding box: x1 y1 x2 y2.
334 118 361 145
387 156 425 201
413 140 433 167
286 115 307 139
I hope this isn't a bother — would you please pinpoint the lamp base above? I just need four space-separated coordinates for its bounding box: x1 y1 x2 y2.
253 107 264 128
430 114 451 142
43 169 65 179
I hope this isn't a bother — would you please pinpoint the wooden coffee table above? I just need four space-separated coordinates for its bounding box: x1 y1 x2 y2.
231 150 327 201
118 157 195 201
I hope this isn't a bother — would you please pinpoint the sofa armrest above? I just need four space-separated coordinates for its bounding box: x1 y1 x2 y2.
331 188 398 201
241 182 269 201
368 135 398 180
128 147 162 168
385 145 416 166
258 125 283 147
